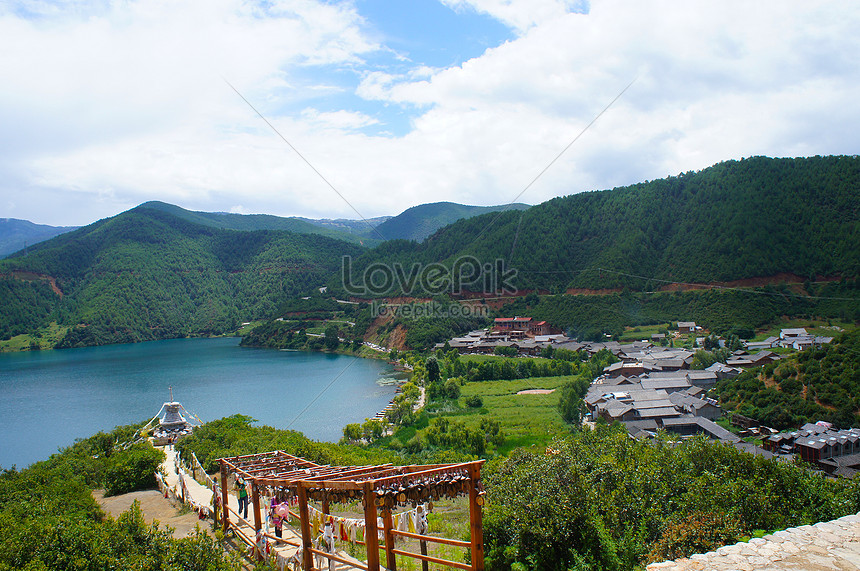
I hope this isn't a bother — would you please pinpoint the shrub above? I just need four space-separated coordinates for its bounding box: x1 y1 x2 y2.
104 445 164 496
647 511 742 563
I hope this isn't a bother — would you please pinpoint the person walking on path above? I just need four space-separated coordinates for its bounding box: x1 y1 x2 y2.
236 477 249 520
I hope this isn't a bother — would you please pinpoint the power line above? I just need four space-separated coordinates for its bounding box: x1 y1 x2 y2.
474 77 638 245
222 78 387 242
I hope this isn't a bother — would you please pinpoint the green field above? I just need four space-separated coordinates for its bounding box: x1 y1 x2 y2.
0 322 68 352
391 375 575 455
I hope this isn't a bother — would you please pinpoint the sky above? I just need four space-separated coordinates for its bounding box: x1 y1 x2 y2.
1 0 859 226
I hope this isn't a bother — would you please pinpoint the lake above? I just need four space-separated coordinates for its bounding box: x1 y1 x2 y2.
0 338 403 469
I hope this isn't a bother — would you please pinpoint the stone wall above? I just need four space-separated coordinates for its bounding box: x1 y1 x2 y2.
647 512 860 571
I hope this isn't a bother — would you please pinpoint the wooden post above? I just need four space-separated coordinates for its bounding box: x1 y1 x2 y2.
252 482 263 560
382 509 396 571
297 485 313 571
468 463 485 571
363 483 380 571
220 461 230 533
420 540 429 571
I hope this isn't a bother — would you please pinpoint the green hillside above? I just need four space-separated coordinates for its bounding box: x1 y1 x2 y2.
374 201 530 242
0 207 362 347
335 156 859 296
715 328 860 429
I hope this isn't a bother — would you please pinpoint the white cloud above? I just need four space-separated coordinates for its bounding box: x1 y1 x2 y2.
1 0 859 226
441 0 587 34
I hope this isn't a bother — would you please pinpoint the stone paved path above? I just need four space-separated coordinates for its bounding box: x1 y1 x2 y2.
647 513 860 571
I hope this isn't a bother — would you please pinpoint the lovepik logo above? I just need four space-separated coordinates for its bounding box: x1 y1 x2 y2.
341 255 517 297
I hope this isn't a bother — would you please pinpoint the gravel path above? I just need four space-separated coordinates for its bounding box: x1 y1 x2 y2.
92 488 212 538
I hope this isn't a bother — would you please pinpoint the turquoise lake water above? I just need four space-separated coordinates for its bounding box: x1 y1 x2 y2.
0 338 402 469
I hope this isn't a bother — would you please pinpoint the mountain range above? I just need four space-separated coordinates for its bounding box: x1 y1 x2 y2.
1 155 858 348
335 155 859 296
0 219 79 258
1 200 527 258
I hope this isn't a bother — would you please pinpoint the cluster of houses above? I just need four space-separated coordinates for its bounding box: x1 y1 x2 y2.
745 327 834 351
763 423 860 478
433 316 852 476
437 317 831 360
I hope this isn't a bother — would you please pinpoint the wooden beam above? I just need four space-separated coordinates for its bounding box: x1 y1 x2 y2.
382 509 396 571
307 547 369 571
363 483 380 571
468 463 485 571
390 529 470 548
297 485 313 571
390 548 472 571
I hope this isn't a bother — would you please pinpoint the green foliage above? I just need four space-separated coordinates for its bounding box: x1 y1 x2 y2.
557 376 590 425
331 156 860 298
103 444 163 496
0 207 363 348
483 424 860 570
465 395 483 408
426 357 441 384
715 329 860 429
498 286 859 342
424 417 501 456
444 378 461 399
457 356 579 382
647 511 742 564
176 415 402 472
324 325 340 350
0 426 234 571
0 277 63 340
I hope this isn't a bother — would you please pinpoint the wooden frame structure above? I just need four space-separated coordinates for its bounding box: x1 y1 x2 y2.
219 451 485 570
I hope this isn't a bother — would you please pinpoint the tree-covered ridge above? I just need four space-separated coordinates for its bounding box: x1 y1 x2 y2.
334 156 860 295
715 329 860 429
374 201 530 242
135 201 382 245
0 207 363 347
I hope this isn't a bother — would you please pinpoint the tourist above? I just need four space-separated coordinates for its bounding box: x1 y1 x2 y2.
236 477 249 519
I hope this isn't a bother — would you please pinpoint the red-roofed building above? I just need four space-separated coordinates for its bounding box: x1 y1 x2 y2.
493 317 552 337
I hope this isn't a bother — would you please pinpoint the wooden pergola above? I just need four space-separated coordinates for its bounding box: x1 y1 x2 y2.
219 451 485 571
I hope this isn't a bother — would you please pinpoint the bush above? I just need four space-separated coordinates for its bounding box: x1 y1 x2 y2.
465 395 483 408
647 511 742 563
444 379 461 399
104 445 164 496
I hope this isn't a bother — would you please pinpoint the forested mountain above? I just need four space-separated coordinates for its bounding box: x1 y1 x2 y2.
335 156 859 296
374 201 530 242
0 218 78 258
136 201 384 245
0 207 362 346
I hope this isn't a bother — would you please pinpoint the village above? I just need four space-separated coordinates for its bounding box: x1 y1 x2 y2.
435 317 852 476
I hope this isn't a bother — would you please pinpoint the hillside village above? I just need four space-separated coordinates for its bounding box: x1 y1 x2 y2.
435 317 847 472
